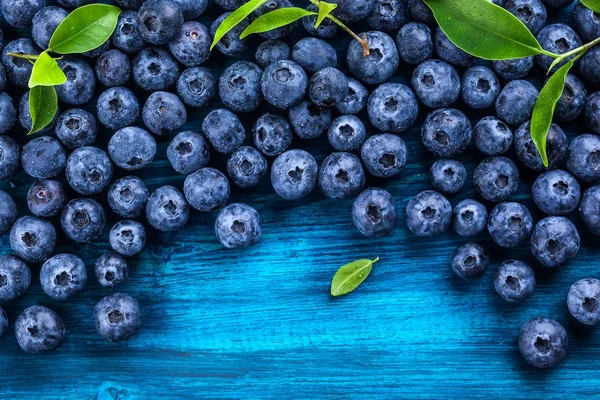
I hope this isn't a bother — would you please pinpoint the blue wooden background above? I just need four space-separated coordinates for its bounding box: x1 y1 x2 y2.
1 1 600 398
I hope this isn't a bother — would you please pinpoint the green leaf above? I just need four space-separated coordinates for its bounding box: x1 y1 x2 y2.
530 60 575 167
423 0 545 59
48 4 121 54
240 8 316 39
315 1 337 28
581 0 600 13
28 85 58 135
28 52 67 88
210 0 269 50
330 257 379 297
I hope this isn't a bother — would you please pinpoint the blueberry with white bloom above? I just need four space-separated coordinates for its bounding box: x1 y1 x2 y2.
580 185 600 236
94 293 141 342
288 100 331 140
0 189 17 234
15 306 65 353
167 131 210 175
396 22 433 65
452 199 488 237
474 156 520 202
430 159 466 194
532 170 580 215
10 216 56 263
473 117 513 156
110 220 147 257
421 108 472 157
328 115 367 151
227 146 268 188
66 146 113 195
352 188 397 238
95 253 129 288
494 260 536 303
488 202 533 248
335 78 368 115
27 179 68 218
519 318 567 369
347 31 399 85
568 279 600 326
367 83 419 133
411 59 460 108
406 190 452 237
61 198 106 243
361 134 407 178
451 243 489 279
318 152 366 199
271 149 318 200
0 255 31 301
461 66 500 110
566 134 600 183
215 203 262 249
252 113 293 157
184 168 230 211
146 186 190 231
40 254 87 300
531 216 580 268
108 127 156 171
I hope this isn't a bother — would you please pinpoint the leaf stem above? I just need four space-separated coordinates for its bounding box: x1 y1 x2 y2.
7 52 39 61
546 36 600 73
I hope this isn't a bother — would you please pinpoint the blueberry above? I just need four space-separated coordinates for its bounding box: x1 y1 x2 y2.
367 83 419 133
0 0 44 28
184 167 230 211
271 149 318 200
252 0 294 40
94 293 141 342
168 21 210 67
109 220 146 257
452 199 488 237
40 254 87 300
327 115 366 152
406 190 452 237
435 27 477 68
302 4 339 39
15 306 65 353
146 185 190 231
291 38 337 74
82 41 109 59
202 109 245 153
352 188 397 237
407 0 434 25
2 39 41 87
261 60 308 109
210 12 249 56
514 122 567 171
411 59 460 108
142 91 187 136
108 127 156 171
572 1 600 43
494 260 536 303
61 198 106 243
367 0 407 32
167 131 210 174
111 10 146 55
555 74 587 122
347 31 398 84
318 152 366 199
0 307 7 337
55 108 97 149
335 78 368 115
360 133 407 178
95 253 129 288
533 170 580 215
328 0 375 23
0 189 16 233
132 47 179 91
473 117 513 156
214 203 261 248
171 0 207 19
108 176 149 218
568 279 600 325
540 0 572 7
21 136 66 179
430 159 466 194
505 0 547 35
585 91 600 135
566 134 600 183
19 91 58 133
213 0 244 10
10 216 56 263
56 57 96 106
496 80 539 126
95 50 131 87
137 0 183 45
532 216 580 268
252 113 293 157
579 45 600 87
288 100 331 139
474 156 520 202
97 87 140 130
580 185 600 235
255 40 290 69
27 179 68 218
309 67 348 107
493 57 535 81
488 202 533 247
421 108 472 157
0 93 16 134
32 6 68 49
461 66 500 110
0 135 19 180
219 61 263 113
227 146 267 188
396 22 433 65
177 67 217 108
536 23 582 71
66 146 113 195
519 318 567 368
0 255 31 301
58 0 93 6
451 243 489 279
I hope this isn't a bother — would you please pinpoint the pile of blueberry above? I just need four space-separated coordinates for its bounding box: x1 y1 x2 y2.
0 0 597 364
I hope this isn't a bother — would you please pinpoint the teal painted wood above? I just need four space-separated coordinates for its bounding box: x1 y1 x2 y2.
1 2 600 399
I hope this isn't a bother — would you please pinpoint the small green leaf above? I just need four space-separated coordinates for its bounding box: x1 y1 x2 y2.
581 0 600 13
315 1 337 28
330 257 379 297
48 4 121 54
240 8 316 39
423 0 545 59
28 85 58 135
28 52 67 88
210 0 269 50
530 60 575 167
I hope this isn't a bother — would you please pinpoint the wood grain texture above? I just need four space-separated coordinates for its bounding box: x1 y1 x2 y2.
1 2 599 399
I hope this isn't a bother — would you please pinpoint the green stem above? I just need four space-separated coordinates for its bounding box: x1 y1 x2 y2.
7 52 39 61
547 36 600 73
